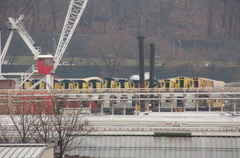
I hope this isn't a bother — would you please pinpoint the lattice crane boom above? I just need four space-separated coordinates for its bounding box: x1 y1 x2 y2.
53 0 88 73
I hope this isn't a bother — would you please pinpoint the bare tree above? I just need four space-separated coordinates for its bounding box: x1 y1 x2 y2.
0 116 16 143
0 0 7 20
231 47 240 81
1 90 93 158
225 0 240 38
184 0 195 14
50 0 57 29
50 112 90 158
4 91 40 143
34 94 92 158
111 0 136 32
85 36 131 77
135 0 143 35
221 0 228 29
94 2 111 34
204 45 224 79
201 0 218 37
9 114 38 143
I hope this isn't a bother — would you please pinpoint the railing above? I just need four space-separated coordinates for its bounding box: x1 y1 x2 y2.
1 87 240 94
0 88 240 114
15 65 38 89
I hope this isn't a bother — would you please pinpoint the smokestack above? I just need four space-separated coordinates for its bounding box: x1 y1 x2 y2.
137 36 145 112
149 43 155 87
137 36 145 89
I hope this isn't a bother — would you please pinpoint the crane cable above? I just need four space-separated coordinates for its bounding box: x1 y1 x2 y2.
19 0 39 17
0 0 37 30
19 0 33 15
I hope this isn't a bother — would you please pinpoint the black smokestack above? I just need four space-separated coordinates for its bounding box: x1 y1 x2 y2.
137 36 145 112
150 43 155 87
137 36 145 89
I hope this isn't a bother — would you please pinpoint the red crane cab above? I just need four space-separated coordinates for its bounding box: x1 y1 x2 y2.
38 55 54 75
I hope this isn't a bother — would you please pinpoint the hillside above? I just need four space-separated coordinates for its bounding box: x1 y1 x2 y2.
1 0 239 39
0 0 240 81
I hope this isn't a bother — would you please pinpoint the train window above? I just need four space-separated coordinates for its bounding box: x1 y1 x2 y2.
194 81 198 87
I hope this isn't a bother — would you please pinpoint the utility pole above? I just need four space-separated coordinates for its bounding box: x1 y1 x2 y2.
178 39 181 56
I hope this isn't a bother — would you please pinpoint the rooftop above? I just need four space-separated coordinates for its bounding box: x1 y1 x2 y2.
0 143 54 158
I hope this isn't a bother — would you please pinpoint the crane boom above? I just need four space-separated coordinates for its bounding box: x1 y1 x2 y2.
0 30 13 76
6 0 88 90
7 14 41 60
53 0 88 72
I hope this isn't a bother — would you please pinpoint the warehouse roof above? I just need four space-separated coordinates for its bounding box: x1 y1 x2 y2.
67 135 240 158
0 143 54 158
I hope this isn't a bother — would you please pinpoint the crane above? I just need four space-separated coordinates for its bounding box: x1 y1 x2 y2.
4 0 88 90
0 0 40 79
38 0 89 90
3 14 42 89
0 14 41 82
